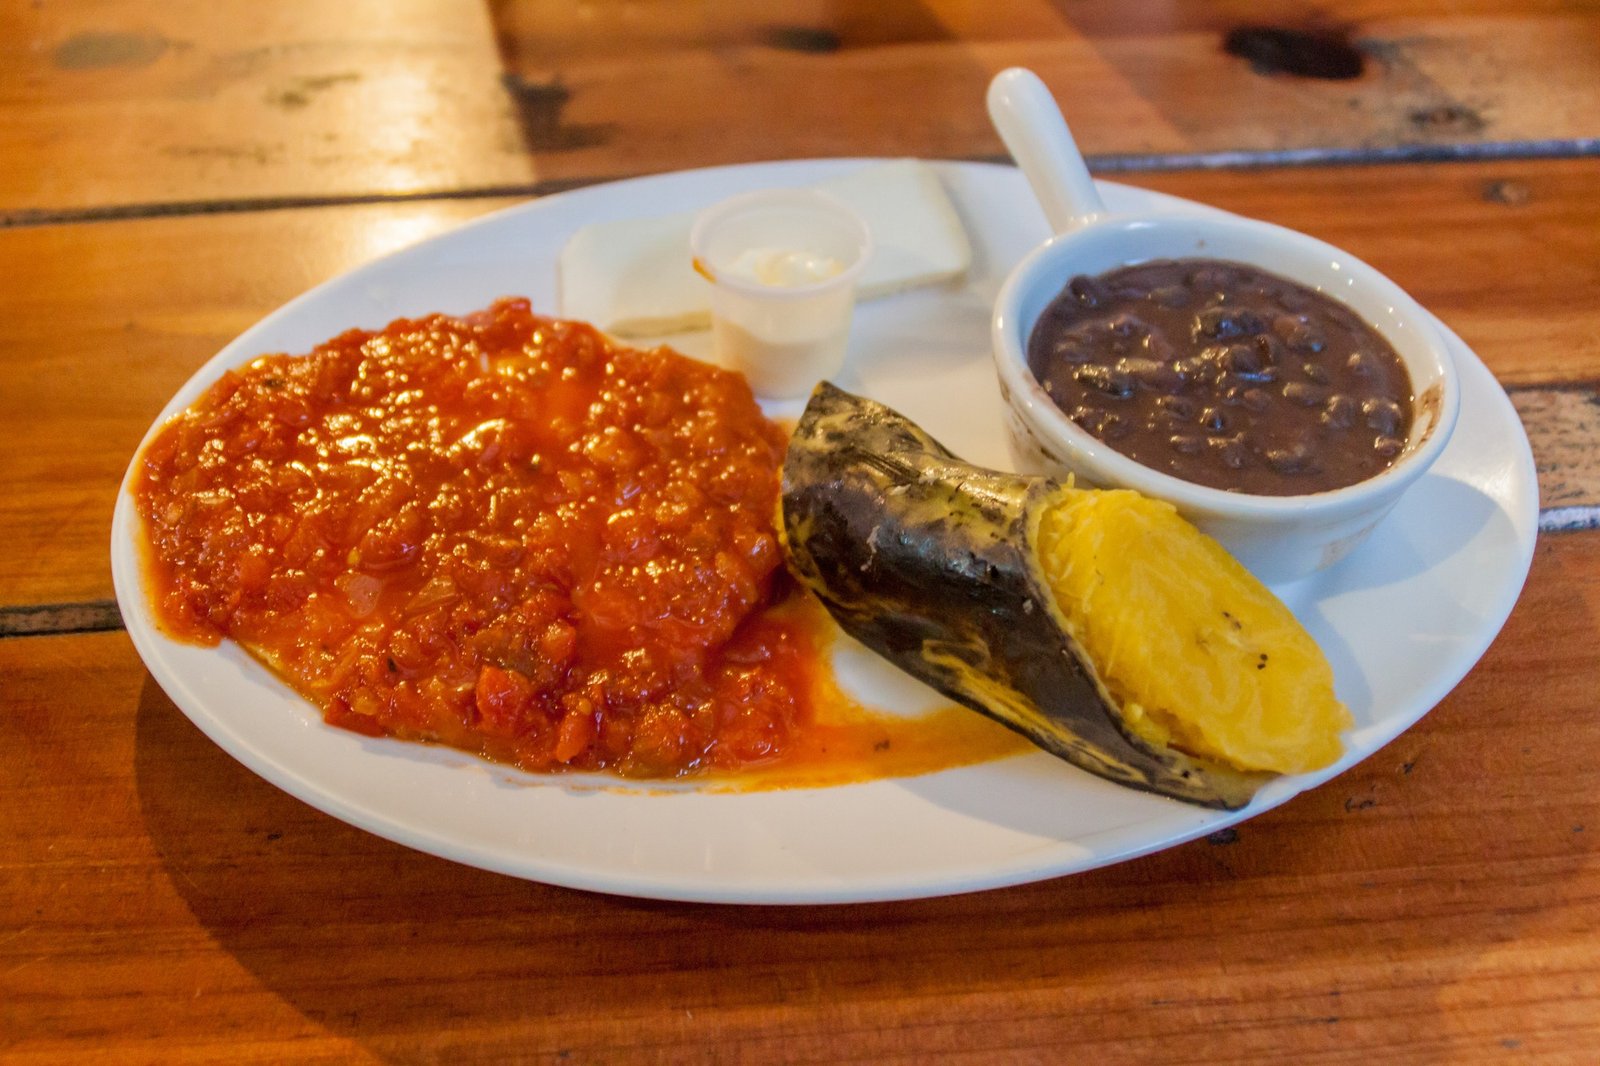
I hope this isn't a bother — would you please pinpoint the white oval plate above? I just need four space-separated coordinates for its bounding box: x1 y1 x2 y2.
110 161 1539 904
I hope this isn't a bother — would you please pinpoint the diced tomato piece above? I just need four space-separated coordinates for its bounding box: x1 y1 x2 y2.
474 665 536 739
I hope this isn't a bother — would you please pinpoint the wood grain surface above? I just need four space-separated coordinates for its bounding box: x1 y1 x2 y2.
6 0 1600 1061
490 0 1600 184
4 531 1596 1063
7 1 1597 217
4 158 1594 611
0 0 534 217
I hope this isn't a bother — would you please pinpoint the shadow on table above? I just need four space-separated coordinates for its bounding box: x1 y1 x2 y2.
133 559 1593 1062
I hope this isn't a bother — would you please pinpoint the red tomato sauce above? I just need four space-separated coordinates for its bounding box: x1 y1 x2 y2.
136 299 817 777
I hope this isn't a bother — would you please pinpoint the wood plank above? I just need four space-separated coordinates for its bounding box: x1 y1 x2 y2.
0 0 534 216
3 158 1596 609
4 530 1598 1062
491 0 1600 188
7 2 1600 215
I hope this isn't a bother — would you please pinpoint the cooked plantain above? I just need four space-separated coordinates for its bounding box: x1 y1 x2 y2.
780 383 1351 809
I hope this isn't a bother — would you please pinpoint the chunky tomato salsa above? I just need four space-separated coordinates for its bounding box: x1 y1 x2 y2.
136 298 818 776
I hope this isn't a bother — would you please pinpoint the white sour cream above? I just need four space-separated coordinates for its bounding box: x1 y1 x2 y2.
726 247 846 288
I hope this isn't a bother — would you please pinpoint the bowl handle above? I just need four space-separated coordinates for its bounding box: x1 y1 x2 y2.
987 67 1106 234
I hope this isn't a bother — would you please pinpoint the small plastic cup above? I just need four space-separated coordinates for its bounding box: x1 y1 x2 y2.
689 189 872 398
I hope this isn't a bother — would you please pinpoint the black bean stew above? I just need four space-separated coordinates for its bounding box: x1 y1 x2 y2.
1026 259 1414 496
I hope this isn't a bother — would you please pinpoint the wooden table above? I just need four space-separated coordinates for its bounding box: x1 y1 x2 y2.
5 2 1598 1061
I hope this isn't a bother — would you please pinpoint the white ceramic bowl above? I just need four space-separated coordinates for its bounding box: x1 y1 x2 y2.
985 67 1460 583
992 214 1459 582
